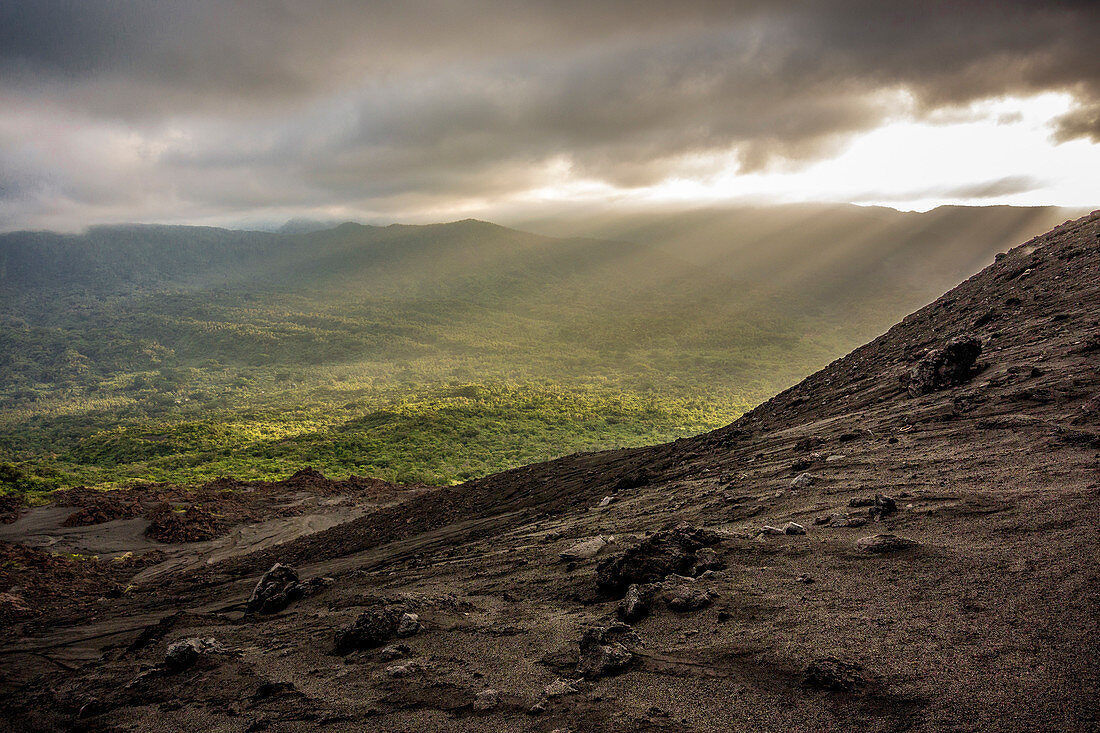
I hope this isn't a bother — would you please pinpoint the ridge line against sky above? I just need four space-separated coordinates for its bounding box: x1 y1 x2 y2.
1 1 1098 233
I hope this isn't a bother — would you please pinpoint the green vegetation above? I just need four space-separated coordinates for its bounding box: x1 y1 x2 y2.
1 215 995 496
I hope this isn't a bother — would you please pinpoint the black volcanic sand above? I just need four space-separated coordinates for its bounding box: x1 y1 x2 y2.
2 212 1099 731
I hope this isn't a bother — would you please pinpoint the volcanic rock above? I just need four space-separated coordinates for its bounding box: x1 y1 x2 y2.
907 336 982 397
855 534 920 553
559 535 610 562
868 494 898 520
473 688 500 711
791 473 815 488
661 580 717 612
800 657 866 691
617 583 657 622
333 608 402 653
595 525 723 596
576 624 639 678
396 612 422 637
164 637 224 672
246 563 303 614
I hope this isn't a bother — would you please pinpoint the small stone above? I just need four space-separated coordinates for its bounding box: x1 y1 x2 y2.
868 495 898 520
164 637 224 672
559 536 609 562
794 436 825 451
594 525 724 596
246 563 303 614
782 522 806 536
829 513 868 528
379 644 410 661
791 473 815 489
384 664 412 677
663 582 717 612
757 525 784 536
473 688 500 711
855 534 920 553
795 575 815 584
396 613 422 637
543 678 580 698
690 547 725 575
907 336 982 397
77 700 102 719
597 496 616 508
618 583 656 623
801 657 865 691
252 681 296 700
334 608 402 653
165 640 199 671
577 624 638 678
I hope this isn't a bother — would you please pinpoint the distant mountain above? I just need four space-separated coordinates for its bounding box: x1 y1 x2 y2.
276 217 349 235
0 219 688 298
509 203 1076 314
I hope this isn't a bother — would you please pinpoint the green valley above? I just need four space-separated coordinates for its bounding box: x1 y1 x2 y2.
0 206 1071 494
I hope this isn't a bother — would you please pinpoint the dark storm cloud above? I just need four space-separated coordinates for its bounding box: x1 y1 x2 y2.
1 0 1097 228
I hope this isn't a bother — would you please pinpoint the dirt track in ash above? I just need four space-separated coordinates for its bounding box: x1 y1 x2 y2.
2 212 1099 731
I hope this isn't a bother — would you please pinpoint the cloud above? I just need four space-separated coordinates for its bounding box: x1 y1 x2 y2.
0 1 1097 229
850 176 1043 205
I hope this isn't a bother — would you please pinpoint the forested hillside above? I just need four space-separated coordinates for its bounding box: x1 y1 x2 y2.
0 207 1071 493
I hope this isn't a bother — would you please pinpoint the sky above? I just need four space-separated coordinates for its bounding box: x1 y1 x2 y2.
1 0 1098 232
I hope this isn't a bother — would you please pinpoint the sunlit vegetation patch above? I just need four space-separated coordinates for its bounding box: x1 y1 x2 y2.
0 222 903 496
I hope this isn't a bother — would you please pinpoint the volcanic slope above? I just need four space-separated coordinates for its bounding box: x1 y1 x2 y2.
3 212 1100 732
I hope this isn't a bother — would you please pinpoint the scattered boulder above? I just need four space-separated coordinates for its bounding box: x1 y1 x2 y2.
782 522 806 536
559 536 610 562
396 612 422 637
577 624 638 678
907 336 982 397
596 496 616 508
385 663 414 677
690 547 725 575
618 583 657 623
791 473 815 489
794 436 825 452
246 563 304 614
595 525 723 596
380 644 410 661
333 608 403 653
801 657 866 691
164 637 224 672
823 513 868 528
855 534 920 553
473 688 500 711
543 678 581 698
252 681 297 701
614 468 651 492
661 580 717 612
868 495 898 520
